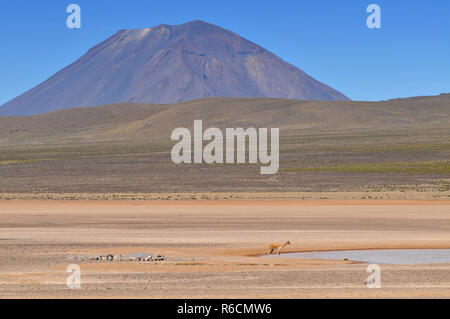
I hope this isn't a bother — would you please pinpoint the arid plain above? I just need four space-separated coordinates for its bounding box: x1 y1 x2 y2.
0 96 449 298
1 200 450 298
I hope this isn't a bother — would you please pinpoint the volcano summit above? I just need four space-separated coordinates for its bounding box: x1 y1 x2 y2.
0 20 349 116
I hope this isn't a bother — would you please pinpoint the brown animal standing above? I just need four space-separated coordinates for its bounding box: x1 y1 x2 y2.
267 241 291 255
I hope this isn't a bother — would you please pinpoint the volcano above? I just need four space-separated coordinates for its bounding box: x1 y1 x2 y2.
0 20 349 116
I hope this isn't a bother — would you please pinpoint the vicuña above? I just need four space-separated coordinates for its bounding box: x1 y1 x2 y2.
267 241 291 256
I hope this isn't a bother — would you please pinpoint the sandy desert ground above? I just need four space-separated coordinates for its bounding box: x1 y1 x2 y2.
0 199 450 298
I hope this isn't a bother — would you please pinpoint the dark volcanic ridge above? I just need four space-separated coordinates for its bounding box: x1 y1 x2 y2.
0 20 349 116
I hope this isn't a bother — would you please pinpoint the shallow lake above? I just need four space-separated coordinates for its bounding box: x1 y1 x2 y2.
263 249 450 264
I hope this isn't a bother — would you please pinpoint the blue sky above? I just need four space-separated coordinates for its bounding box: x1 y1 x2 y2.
0 0 449 104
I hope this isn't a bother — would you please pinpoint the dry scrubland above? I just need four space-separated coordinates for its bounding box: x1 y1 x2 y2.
0 96 449 198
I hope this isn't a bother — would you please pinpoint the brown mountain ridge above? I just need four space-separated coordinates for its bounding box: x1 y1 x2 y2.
0 20 349 116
